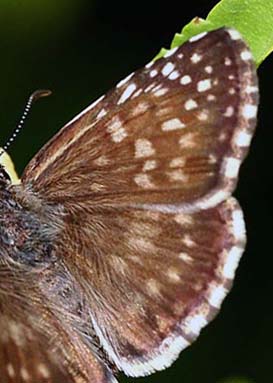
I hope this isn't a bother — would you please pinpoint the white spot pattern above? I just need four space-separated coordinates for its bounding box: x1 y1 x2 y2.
134 173 154 188
107 116 127 142
242 104 257 119
135 139 155 158
168 70 180 80
150 69 158 78
162 118 185 131
184 99 197 110
118 83 137 104
191 53 202 63
162 62 175 76
224 157 240 178
241 50 252 61
197 79 212 92
180 75 192 85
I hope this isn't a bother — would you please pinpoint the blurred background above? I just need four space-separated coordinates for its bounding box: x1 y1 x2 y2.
0 1 272 382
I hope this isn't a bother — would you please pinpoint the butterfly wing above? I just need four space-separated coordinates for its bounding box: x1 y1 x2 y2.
19 28 258 377
0 315 73 383
0 266 117 383
22 28 258 212
54 197 245 377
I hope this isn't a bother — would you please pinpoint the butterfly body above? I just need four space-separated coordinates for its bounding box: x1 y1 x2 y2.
0 28 258 382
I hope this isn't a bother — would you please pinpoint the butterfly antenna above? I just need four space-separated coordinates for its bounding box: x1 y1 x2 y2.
0 89 52 156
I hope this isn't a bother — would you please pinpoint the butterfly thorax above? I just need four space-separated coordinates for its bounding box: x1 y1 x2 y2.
0 168 60 267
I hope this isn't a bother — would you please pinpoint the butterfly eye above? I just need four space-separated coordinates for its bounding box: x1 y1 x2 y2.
0 166 11 188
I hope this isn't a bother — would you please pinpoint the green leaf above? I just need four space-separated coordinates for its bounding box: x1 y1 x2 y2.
155 0 273 67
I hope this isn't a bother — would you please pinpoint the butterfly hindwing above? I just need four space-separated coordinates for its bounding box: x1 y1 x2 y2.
54 196 245 376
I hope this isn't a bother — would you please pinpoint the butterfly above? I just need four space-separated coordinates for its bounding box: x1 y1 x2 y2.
0 28 258 382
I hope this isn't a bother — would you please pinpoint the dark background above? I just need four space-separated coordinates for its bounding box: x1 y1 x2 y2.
0 1 272 382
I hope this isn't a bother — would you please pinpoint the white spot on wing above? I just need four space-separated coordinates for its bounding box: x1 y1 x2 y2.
241 50 252 61
224 57 232 66
183 234 195 247
169 70 180 80
224 106 234 117
118 83 137 104
180 75 192 85
179 132 195 148
146 279 161 296
162 62 175 76
191 53 202 63
7 364 15 378
197 110 209 121
205 65 213 74
131 102 149 117
224 157 240 178
197 79 212 92
207 94 216 101
167 268 180 282
143 160 157 171
234 131 252 147
154 88 168 97
107 116 127 142
242 104 257 119
168 169 188 182
184 99 197 110
21 367 30 381
169 157 186 168
179 252 193 263
150 69 158 78
134 173 154 188
162 118 185 131
37 363 50 379
135 138 155 158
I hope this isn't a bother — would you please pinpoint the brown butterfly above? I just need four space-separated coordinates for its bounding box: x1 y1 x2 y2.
0 28 258 382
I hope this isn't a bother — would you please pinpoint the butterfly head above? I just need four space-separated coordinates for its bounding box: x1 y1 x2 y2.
0 148 20 185
0 164 11 189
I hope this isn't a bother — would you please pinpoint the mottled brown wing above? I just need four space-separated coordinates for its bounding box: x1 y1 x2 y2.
0 315 73 383
22 28 258 212
0 269 117 383
54 197 245 376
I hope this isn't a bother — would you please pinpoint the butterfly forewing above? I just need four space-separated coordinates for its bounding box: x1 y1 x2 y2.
2 28 259 381
22 28 258 213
